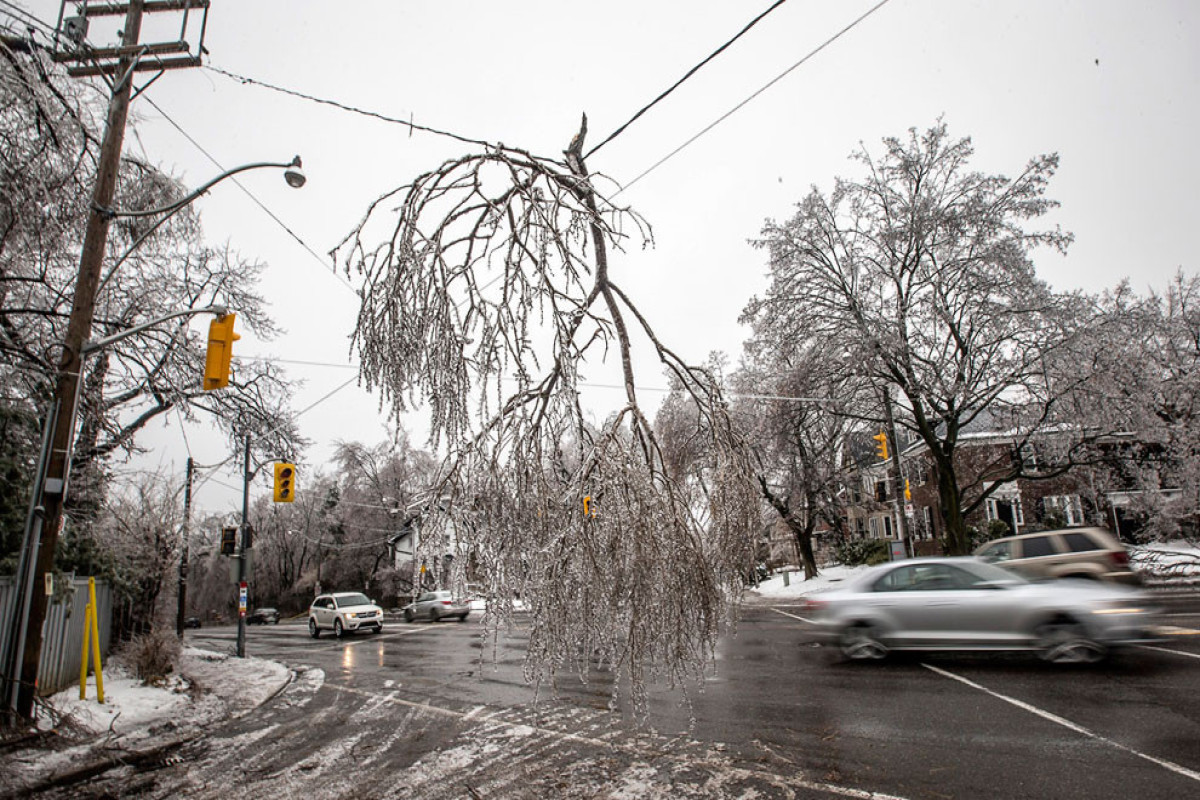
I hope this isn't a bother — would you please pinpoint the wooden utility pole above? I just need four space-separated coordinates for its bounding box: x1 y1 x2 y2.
16 0 207 718
17 0 146 719
176 457 194 637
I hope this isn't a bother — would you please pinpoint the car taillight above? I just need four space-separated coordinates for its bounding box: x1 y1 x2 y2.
803 598 826 613
1109 550 1130 566
442 600 452 605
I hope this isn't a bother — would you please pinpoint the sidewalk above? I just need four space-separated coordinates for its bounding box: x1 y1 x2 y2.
1 646 292 797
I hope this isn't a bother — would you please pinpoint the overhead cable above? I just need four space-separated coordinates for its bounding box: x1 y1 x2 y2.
586 0 791 159
617 0 893 197
204 64 498 151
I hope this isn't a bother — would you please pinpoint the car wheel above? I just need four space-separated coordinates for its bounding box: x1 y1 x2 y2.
430 607 441 623
308 618 320 639
457 614 468 623
1035 617 1105 664
334 618 344 639
404 609 414 623
840 623 888 661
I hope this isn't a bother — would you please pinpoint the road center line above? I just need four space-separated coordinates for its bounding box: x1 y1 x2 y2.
770 607 817 624
1138 644 1200 660
922 663 1200 785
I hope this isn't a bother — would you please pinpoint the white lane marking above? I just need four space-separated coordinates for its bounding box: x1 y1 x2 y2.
922 663 1200 784
332 683 912 799
770 607 817 624
1139 644 1200 660
310 624 446 652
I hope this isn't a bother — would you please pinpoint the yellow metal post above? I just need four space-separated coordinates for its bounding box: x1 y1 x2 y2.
79 602 92 700
88 577 104 703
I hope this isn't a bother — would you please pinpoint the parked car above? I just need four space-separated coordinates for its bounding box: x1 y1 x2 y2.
403 590 470 623
308 592 384 638
246 607 280 625
803 557 1160 663
974 527 1141 585
184 616 202 629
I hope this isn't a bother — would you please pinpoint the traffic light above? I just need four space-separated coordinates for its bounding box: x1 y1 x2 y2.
583 495 596 518
273 462 296 503
220 526 238 556
203 313 240 391
873 430 889 461
904 478 912 501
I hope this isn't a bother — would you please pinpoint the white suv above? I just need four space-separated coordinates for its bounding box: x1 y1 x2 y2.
308 592 384 639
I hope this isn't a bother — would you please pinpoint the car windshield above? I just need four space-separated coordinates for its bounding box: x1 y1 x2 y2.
335 593 371 607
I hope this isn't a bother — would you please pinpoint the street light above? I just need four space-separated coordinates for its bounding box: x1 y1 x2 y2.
6 156 305 720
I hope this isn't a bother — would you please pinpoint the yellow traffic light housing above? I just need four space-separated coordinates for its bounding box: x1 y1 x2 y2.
583 495 595 518
873 430 889 461
273 462 296 503
203 313 240 391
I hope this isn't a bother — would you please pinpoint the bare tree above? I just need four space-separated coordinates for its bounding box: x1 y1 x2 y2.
0 42 303 563
335 117 759 710
749 122 1080 554
731 339 872 578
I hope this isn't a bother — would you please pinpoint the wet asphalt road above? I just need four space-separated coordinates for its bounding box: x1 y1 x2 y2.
36 595 1200 799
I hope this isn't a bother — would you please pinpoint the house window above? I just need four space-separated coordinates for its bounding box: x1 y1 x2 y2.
868 517 880 539
883 515 893 539
922 506 935 540
1044 495 1084 526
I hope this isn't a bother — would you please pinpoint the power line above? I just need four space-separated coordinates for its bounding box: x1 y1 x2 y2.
0 1 58 38
204 63 499 151
586 0 791 159
617 0 894 197
138 93 360 296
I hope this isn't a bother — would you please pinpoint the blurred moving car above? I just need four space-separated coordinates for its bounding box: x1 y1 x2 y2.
974 527 1140 585
308 593 384 638
403 590 470 623
184 616 202 629
804 557 1159 663
246 607 280 625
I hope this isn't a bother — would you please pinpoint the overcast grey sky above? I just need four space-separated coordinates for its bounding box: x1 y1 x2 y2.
13 0 1200 514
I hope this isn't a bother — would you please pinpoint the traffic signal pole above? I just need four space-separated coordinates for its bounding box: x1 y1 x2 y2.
880 387 912 553
15 1 146 719
237 434 251 658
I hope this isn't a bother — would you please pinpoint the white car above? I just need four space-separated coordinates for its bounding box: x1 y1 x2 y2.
308 592 384 639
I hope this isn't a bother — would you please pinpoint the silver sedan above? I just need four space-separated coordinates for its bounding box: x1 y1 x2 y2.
804 557 1161 663
403 590 470 623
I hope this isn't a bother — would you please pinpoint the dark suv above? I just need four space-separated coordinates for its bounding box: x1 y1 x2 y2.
974 527 1140 585
247 607 280 625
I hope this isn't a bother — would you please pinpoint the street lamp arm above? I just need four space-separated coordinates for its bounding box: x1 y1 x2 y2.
93 156 304 219
81 305 229 355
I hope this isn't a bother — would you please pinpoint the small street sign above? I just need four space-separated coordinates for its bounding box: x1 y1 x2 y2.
239 582 248 617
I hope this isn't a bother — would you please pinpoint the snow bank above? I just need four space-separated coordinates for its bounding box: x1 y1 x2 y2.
748 564 871 599
44 646 290 737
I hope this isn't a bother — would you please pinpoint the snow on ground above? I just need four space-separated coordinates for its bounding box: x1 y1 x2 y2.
747 563 871 599
1130 540 1200 583
47 646 291 737
2 647 292 796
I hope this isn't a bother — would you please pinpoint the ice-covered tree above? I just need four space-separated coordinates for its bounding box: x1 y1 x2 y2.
749 122 1080 554
335 117 759 710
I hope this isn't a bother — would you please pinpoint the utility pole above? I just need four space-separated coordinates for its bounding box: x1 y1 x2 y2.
880 387 912 554
16 1 146 719
176 457 194 637
15 0 209 718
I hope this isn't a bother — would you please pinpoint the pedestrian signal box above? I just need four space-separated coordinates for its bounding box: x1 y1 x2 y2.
273 463 296 503
220 526 238 556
